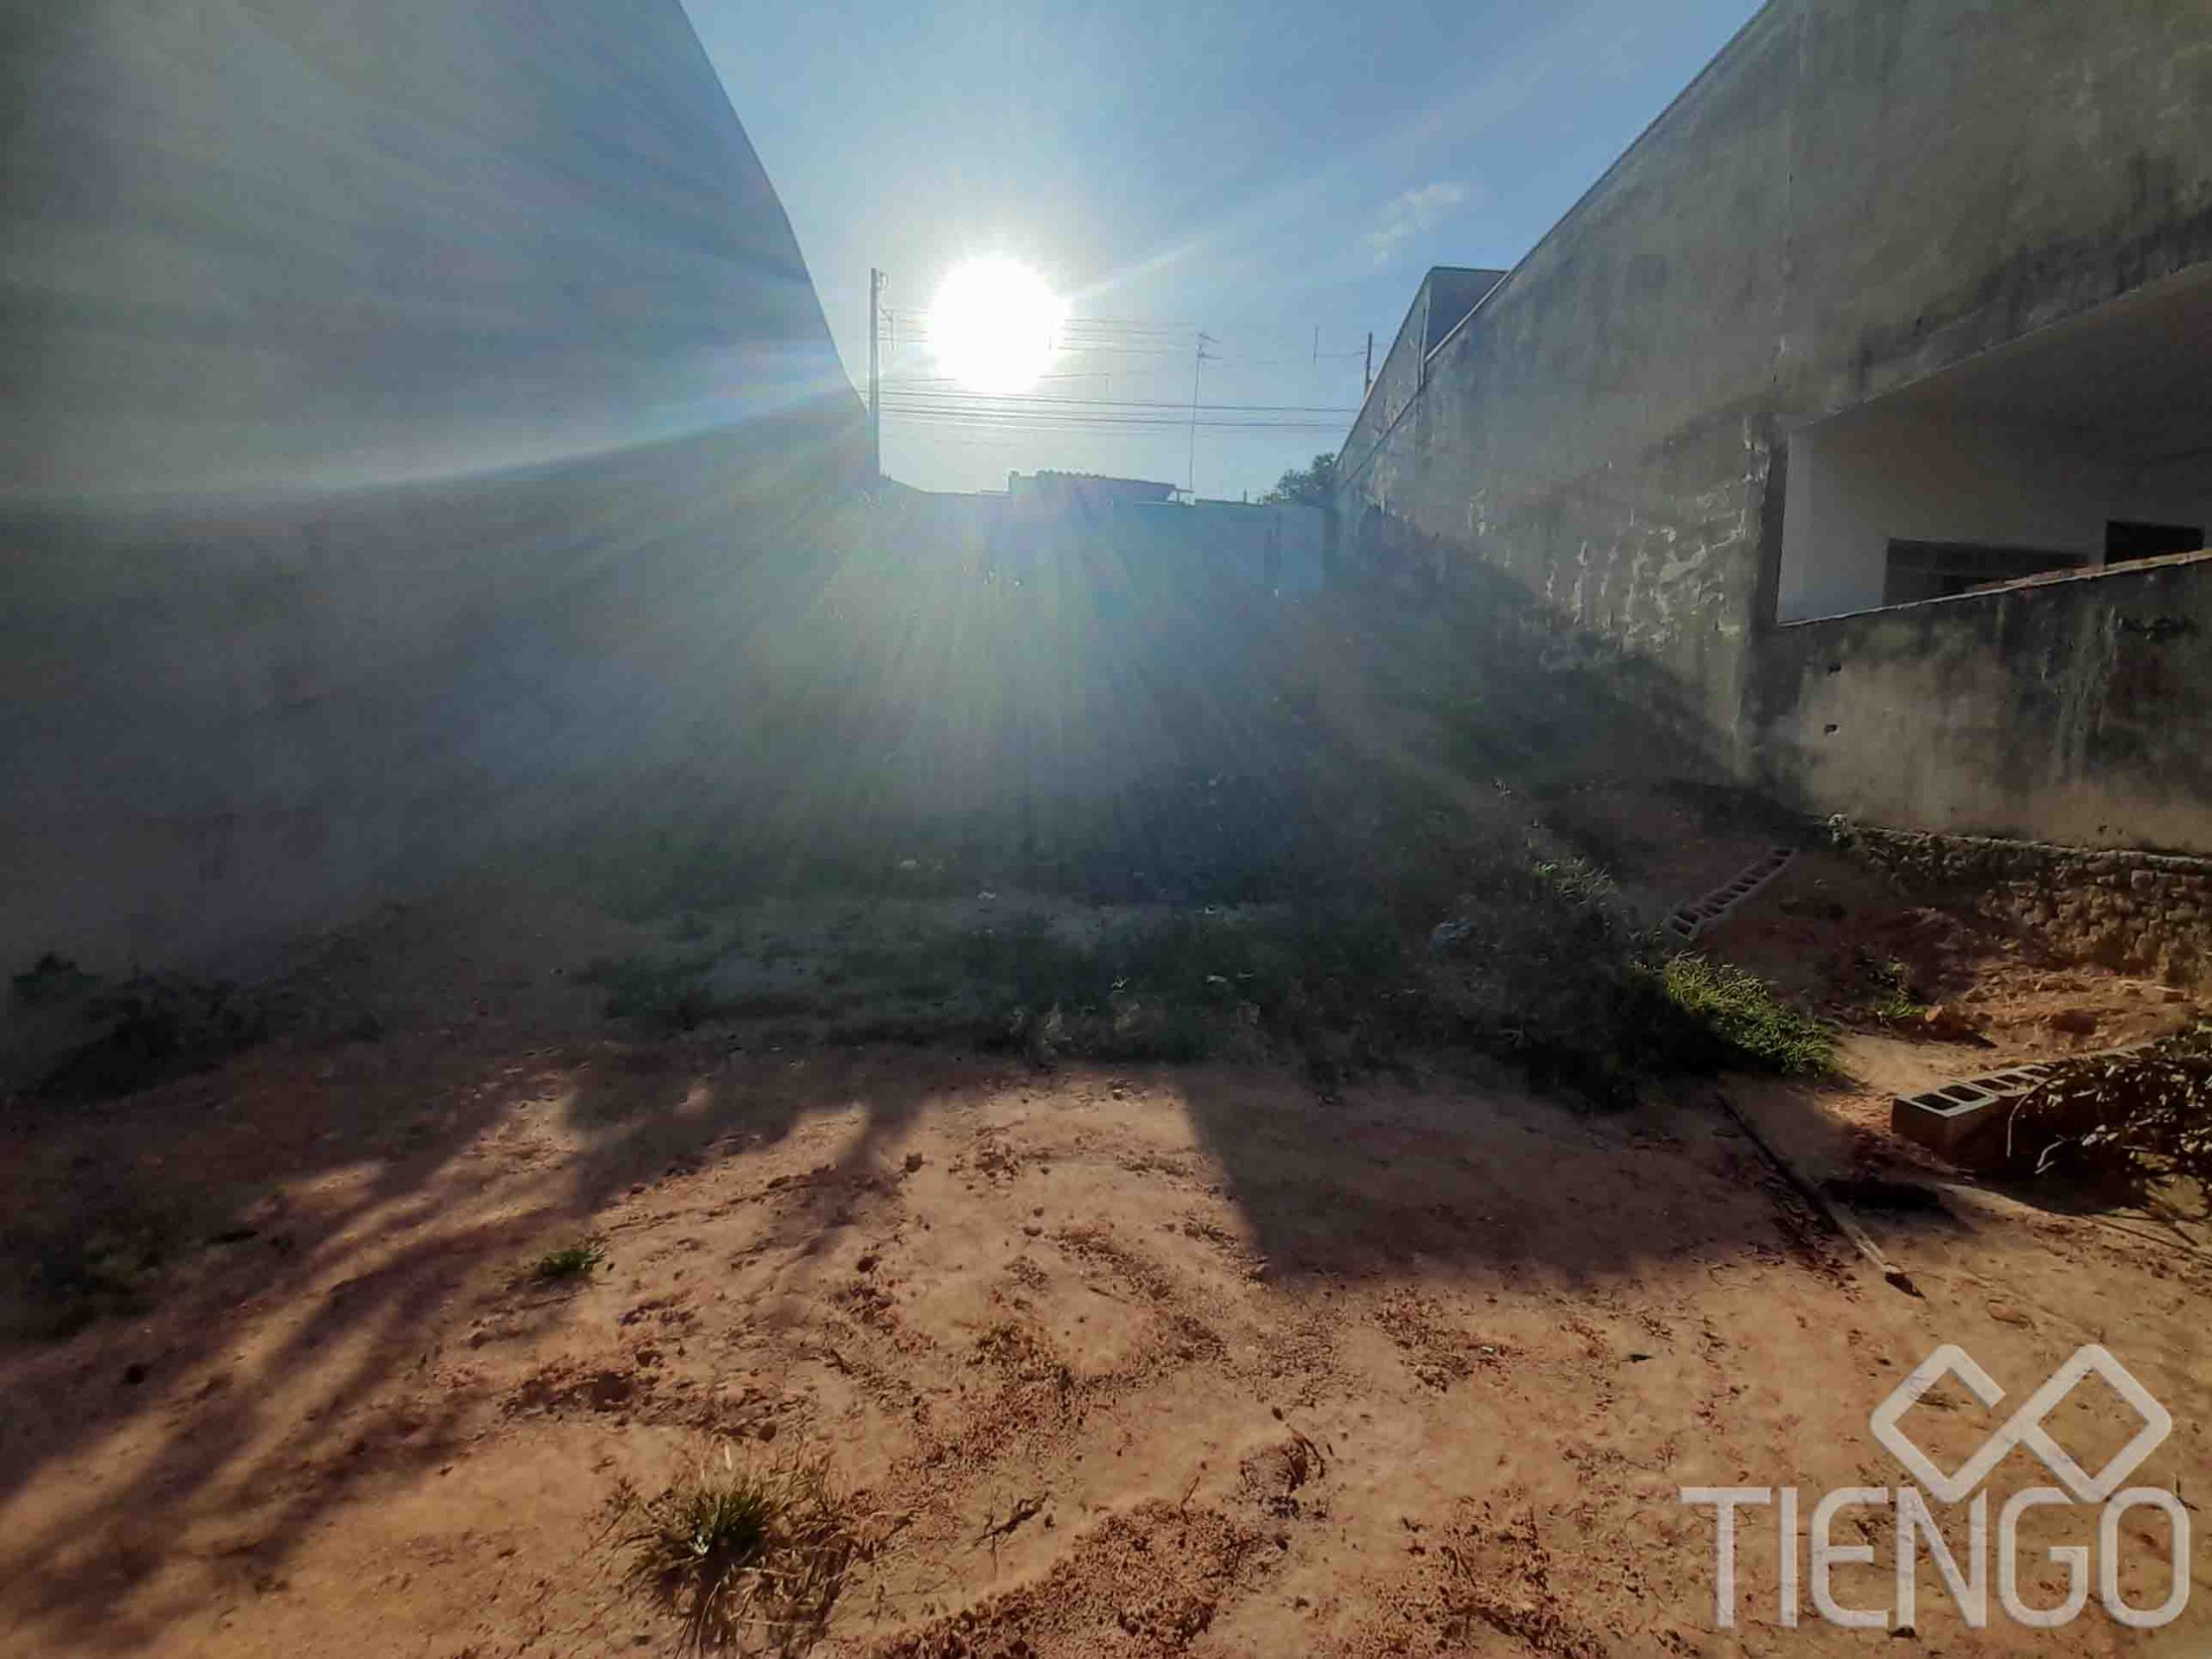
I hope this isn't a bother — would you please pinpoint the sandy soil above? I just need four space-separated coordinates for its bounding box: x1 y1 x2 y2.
3 924 2207 1659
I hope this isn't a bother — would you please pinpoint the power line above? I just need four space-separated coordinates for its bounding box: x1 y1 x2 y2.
880 394 1361 414
872 277 1373 473
880 412 1349 433
885 309 1371 361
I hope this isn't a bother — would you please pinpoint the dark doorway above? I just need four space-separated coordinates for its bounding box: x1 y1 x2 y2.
2107 519 2204 563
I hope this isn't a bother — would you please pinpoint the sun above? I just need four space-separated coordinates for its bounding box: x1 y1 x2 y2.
928 259 1065 395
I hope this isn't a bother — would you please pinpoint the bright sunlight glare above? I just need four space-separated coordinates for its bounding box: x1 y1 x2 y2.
927 259 1065 395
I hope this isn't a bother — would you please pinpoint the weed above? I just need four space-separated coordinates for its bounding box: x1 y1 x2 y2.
602 1444 872 1654
5 1189 203 1339
1650 956 1834 1076
35 975 272 1102
10 951 100 1007
1529 853 1618 907
578 954 722 1031
1864 957 1927 1027
1997 1023 2212 1192
534 1239 607 1282
718 988 821 1020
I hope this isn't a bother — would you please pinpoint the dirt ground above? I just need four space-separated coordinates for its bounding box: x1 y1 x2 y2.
3 849 2208 1659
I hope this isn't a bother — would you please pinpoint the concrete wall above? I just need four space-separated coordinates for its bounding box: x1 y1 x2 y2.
1336 0 2212 823
1344 268 1509 480
1755 551 2212 853
1166 501 1328 594
0 0 865 970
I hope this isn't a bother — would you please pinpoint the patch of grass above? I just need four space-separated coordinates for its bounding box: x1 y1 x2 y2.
11 951 100 1007
34 975 273 1103
602 1445 873 1655
1528 853 1618 907
1651 955 1834 1076
943 906 1416 1067
4 1190 205 1339
719 988 822 1020
577 953 721 1031
1863 957 1929 1027
533 1239 607 1283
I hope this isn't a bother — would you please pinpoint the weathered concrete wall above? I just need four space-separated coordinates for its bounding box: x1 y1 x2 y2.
1833 821 2212 985
1754 551 2212 854
0 0 865 970
1340 267 1506 487
1162 501 1327 594
1338 0 2212 790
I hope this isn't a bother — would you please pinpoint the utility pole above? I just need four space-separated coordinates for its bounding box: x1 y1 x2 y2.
868 268 883 481
1363 330 1374 396
1187 331 1214 499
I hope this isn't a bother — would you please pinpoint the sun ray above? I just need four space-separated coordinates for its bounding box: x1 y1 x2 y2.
927 259 1064 395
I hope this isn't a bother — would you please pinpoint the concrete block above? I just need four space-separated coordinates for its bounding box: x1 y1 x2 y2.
1892 1082 2003 1156
1666 846 1798 943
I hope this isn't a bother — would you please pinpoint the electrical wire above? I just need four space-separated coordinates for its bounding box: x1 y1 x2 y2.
881 395 1359 414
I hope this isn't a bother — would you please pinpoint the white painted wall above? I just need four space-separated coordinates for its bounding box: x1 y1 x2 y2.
1777 410 2212 620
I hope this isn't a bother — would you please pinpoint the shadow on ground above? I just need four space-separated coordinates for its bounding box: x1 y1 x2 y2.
0 517 1877 1644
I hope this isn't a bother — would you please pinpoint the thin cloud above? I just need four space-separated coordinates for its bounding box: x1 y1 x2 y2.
1365 181 1471 265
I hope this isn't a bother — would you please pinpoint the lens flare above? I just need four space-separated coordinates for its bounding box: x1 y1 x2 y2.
927 259 1064 395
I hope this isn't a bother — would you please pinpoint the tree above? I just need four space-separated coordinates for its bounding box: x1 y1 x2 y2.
1262 452 1337 507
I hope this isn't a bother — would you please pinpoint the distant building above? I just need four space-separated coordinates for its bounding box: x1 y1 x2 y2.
1338 0 2212 854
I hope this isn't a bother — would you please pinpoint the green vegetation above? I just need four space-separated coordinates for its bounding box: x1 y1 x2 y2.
1261 450 1338 507
533 1239 607 1282
577 953 723 1031
569 877 1830 1105
32 974 273 1103
1866 957 1929 1027
10 951 100 1007
2000 1023 2212 1190
603 1446 869 1654
539 580 1839 1108
1650 955 1835 1077
5 1191 201 1339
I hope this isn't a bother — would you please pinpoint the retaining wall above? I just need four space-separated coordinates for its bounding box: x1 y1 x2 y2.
1833 822 2212 985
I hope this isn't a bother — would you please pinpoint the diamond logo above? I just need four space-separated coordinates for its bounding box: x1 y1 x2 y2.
1871 1344 2171 1504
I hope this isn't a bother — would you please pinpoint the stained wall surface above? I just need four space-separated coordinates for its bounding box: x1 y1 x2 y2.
0 0 866 967
1335 0 2212 848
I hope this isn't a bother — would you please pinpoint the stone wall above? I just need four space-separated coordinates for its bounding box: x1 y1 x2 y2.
1751 550 2212 854
1833 822 2212 986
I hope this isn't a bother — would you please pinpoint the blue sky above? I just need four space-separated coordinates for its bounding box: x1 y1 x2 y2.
686 0 1764 500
